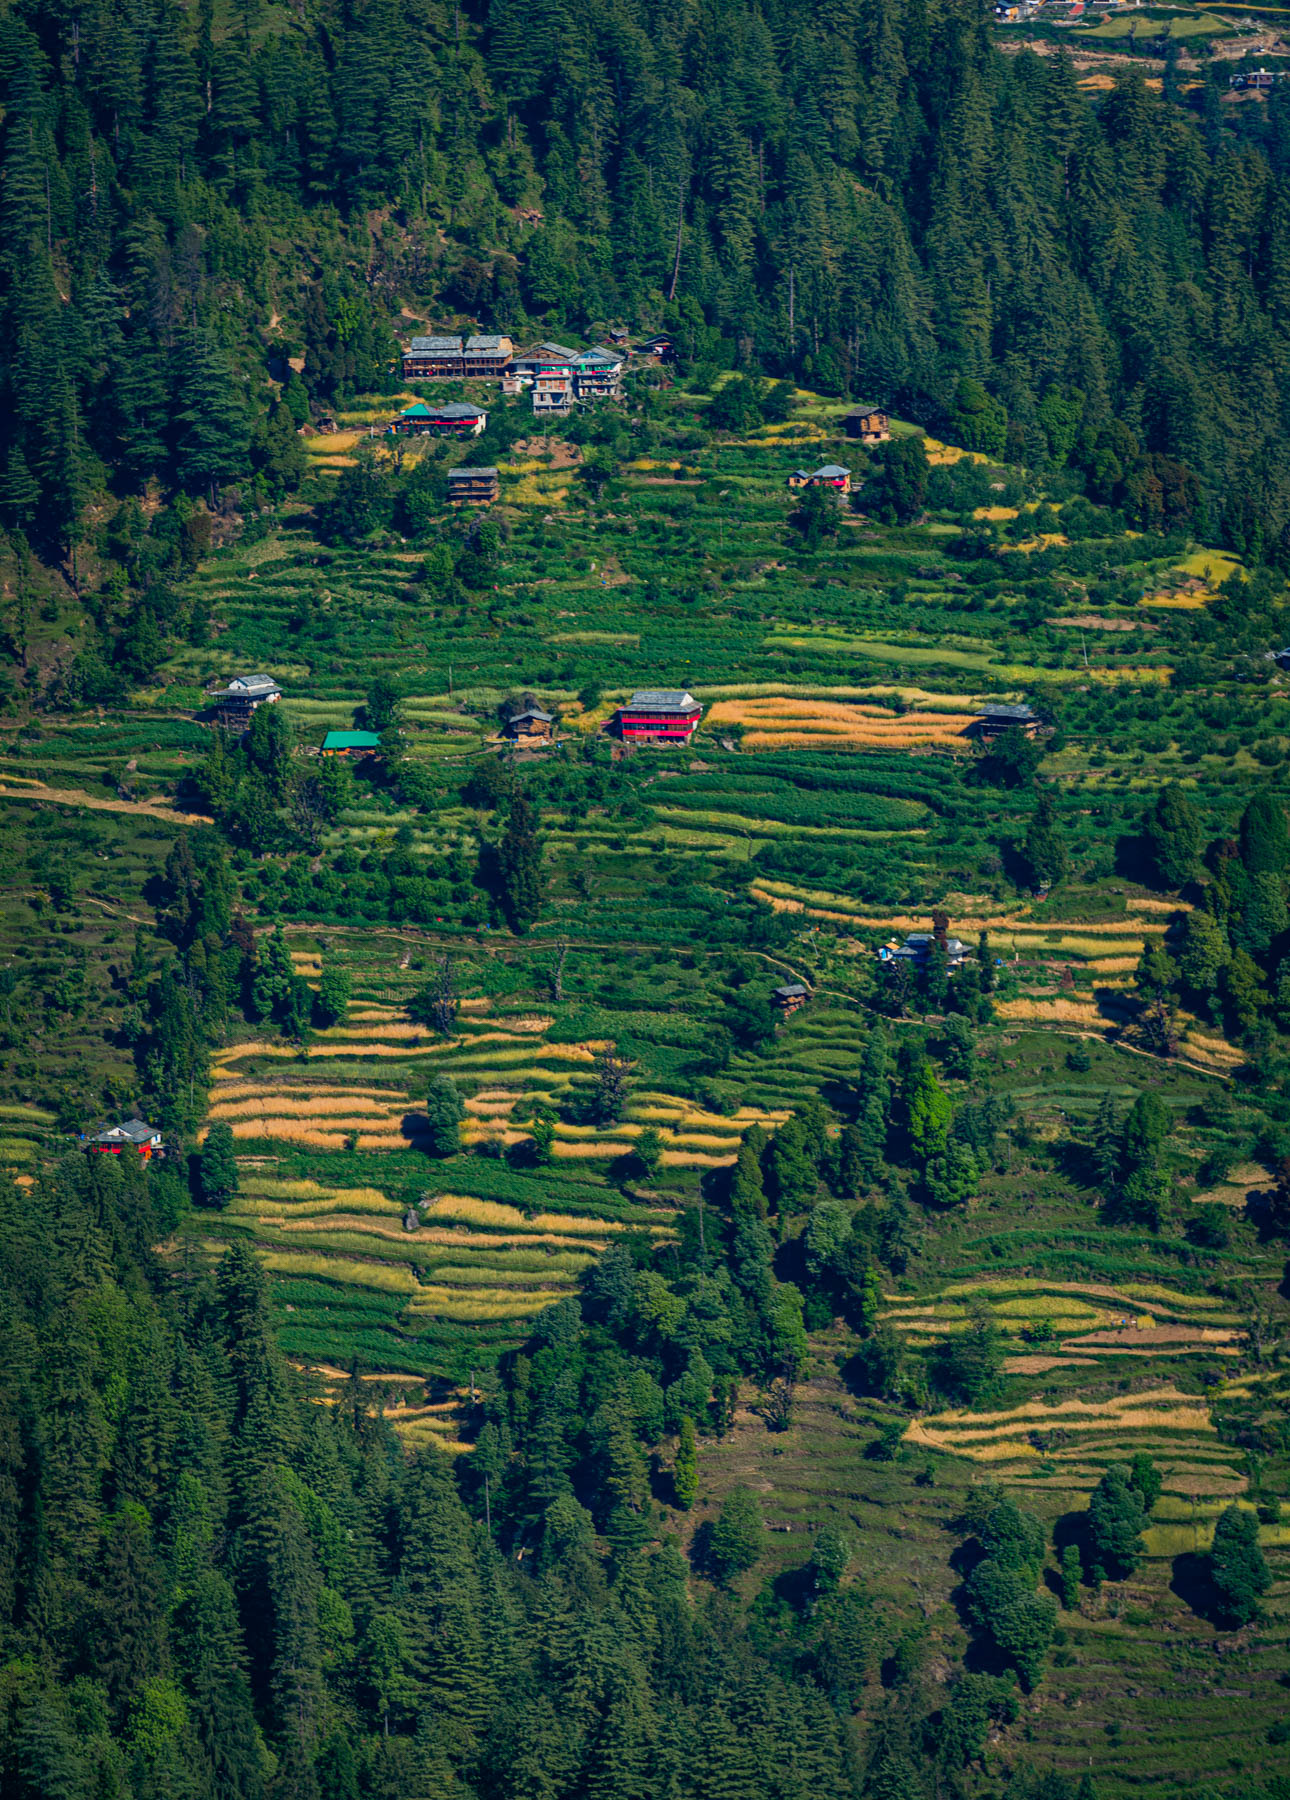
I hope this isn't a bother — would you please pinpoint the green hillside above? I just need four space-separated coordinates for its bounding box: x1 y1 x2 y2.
7 0 1290 1791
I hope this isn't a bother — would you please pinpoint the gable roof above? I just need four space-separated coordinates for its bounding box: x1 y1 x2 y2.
848 402 886 414
814 464 851 479
408 334 463 352
447 466 498 480
624 690 699 711
465 334 508 351
91 1118 161 1143
978 702 1036 720
509 708 554 724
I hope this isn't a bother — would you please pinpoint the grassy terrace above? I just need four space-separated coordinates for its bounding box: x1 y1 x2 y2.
5 380 1290 1791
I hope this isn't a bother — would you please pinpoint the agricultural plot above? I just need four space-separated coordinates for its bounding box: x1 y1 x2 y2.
10 378 1290 1796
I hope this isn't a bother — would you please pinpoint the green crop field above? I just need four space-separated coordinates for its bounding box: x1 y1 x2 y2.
7 376 1290 1796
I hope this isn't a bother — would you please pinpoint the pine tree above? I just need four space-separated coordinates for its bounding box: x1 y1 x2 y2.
673 1416 697 1510
315 954 351 1029
1144 784 1205 888
425 1074 464 1157
201 1120 239 1208
496 793 543 932
1023 791 1068 890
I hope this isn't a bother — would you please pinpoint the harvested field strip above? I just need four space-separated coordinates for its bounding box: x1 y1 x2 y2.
213 1082 403 1103
211 1096 406 1119
404 1286 567 1320
240 1179 395 1205
421 1194 669 1235
257 1252 419 1293
421 1263 581 1288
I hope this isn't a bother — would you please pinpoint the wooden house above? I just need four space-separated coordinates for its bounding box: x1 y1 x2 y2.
86 1118 164 1160
616 690 702 744
787 464 852 495
402 334 465 379
844 405 891 444
639 335 674 362
462 334 513 377
773 982 809 1015
504 707 555 742
390 401 487 438
972 702 1039 739
401 334 513 380
321 730 381 758
206 672 282 729
447 466 500 507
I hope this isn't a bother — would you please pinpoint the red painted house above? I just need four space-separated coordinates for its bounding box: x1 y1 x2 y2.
616 690 702 744
86 1118 165 1160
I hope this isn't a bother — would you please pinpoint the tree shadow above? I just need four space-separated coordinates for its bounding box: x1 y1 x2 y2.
399 1114 430 1144
1170 1551 1222 1623
688 1519 714 1577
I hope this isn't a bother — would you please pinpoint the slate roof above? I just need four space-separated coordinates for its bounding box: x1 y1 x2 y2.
510 708 554 724
408 335 463 352
624 690 699 710
448 467 499 480
978 703 1037 720
465 334 508 351
91 1118 161 1143
814 464 851 479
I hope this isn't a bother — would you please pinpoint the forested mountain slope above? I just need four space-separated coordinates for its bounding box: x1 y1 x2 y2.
4 0 1290 564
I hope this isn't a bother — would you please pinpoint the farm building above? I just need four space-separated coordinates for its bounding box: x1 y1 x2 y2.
773 982 810 1015
448 467 500 506
844 406 891 444
321 730 382 758
86 1118 164 1159
972 702 1039 738
787 464 852 494
503 708 554 742
389 401 487 438
640 335 674 362
878 933 968 968
205 672 282 729
616 690 703 744
401 334 514 379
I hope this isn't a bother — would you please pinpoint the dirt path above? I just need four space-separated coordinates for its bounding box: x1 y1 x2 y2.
0 780 205 824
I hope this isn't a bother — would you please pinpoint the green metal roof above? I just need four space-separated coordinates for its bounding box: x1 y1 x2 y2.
322 730 381 750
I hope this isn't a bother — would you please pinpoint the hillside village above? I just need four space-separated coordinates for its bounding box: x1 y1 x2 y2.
9 0 1290 1790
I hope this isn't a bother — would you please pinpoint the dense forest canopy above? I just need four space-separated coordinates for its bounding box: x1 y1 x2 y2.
4 0 1290 558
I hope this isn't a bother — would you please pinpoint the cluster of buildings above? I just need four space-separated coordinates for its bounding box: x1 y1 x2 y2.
399 334 635 414
787 463 853 495
497 691 704 747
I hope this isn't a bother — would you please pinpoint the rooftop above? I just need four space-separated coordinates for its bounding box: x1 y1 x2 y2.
91 1118 161 1142
978 702 1037 719
510 708 554 723
322 730 382 751
624 690 699 711
814 464 851 479
465 334 508 351
212 673 280 696
448 466 499 480
400 401 486 420
408 335 463 352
